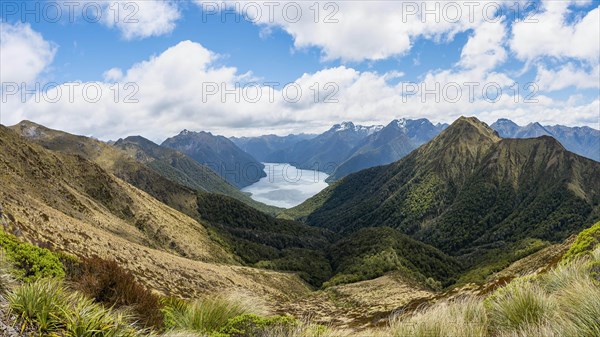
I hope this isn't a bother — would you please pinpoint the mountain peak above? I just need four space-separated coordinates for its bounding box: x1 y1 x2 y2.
451 116 499 137
392 118 408 128
329 122 383 134
420 117 502 169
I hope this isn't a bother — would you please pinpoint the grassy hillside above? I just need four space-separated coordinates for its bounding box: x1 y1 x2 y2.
0 125 311 300
10 121 203 219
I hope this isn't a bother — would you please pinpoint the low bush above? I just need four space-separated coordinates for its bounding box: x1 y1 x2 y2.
0 253 17 295
216 313 299 337
69 256 163 329
0 229 65 281
562 221 600 262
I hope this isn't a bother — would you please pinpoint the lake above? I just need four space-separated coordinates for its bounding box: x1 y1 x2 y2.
241 163 329 208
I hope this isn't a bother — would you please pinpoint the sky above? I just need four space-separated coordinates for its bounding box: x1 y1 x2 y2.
0 0 599 142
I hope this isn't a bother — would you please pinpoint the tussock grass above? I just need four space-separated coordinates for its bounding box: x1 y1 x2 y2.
7 278 141 336
555 278 600 337
62 293 141 337
486 281 556 334
387 247 600 337
389 296 487 337
161 295 253 334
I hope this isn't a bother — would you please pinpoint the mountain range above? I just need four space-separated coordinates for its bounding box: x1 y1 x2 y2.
230 134 315 162
285 117 600 279
162 130 266 188
491 118 600 162
232 118 597 183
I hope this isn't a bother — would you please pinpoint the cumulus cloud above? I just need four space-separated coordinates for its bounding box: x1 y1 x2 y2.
535 64 600 91
195 0 502 62
0 22 56 84
459 19 507 71
6 40 598 141
99 0 181 39
510 1 599 64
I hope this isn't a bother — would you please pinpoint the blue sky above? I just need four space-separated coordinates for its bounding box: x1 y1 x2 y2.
1 0 599 140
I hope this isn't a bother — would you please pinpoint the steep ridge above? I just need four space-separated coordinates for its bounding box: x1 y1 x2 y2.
0 124 311 300
162 130 266 188
301 117 600 265
10 121 201 219
113 136 281 214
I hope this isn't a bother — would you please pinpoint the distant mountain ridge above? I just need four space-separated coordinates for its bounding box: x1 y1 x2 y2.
263 122 384 173
327 118 447 181
162 130 266 188
491 118 600 162
230 133 315 162
232 118 596 182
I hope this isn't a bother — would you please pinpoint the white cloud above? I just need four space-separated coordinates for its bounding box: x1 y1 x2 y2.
6 40 598 141
99 0 181 39
195 1 499 62
535 64 600 91
510 1 599 64
0 22 56 84
459 19 507 71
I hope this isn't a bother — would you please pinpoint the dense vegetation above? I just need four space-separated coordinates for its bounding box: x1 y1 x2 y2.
196 193 335 286
301 118 600 283
563 221 600 261
0 229 65 281
326 227 461 288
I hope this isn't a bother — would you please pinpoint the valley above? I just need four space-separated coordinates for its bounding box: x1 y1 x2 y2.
0 116 599 336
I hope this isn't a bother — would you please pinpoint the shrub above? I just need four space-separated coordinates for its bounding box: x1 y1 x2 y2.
486 281 556 334
8 278 68 333
0 252 17 295
562 221 600 262
217 314 299 337
0 229 65 281
389 296 487 337
70 256 163 329
162 296 251 334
